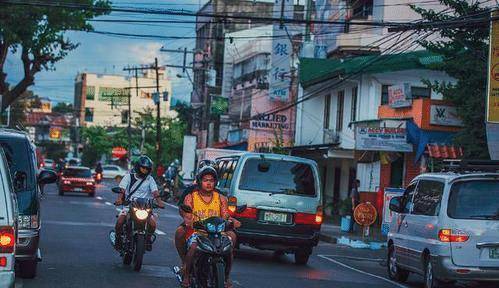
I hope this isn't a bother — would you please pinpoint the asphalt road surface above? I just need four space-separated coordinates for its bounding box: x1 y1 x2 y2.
14 182 497 288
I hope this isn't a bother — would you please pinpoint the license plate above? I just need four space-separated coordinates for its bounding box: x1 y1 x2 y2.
490 248 499 259
263 211 287 223
74 188 83 192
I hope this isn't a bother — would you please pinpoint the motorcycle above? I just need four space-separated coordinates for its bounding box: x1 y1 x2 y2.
174 205 234 288
94 172 103 184
109 187 163 271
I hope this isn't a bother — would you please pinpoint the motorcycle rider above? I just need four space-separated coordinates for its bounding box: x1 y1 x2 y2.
114 156 165 251
180 164 240 288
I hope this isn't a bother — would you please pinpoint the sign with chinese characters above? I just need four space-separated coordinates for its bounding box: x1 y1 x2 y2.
355 127 413 152
250 113 290 130
430 105 463 126
269 0 293 101
487 10 499 122
388 84 412 108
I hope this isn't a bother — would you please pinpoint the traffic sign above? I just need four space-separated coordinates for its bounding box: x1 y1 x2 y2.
354 202 377 226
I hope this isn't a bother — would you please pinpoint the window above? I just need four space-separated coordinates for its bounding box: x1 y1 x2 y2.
448 180 499 220
411 86 431 99
0 138 35 191
217 159 238 190
239 159 316 196
85 108 94 122
62 168 92 178
412 180 444 216
352 0 373 19
86 86 95 100
351 86 358 122
121 110 129 125
104 166 119 171
336 90 344 132
402 183 417 213
324 94 331 129
390 156 404 188
381 85 391 105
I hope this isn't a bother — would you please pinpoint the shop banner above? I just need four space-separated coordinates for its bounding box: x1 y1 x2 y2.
355 127 413 152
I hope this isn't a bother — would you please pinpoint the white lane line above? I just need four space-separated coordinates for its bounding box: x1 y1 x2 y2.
165 203 178 210
320 254 385 262
44 220 114 228
96 196 103 200
317 255 408 288
156 229 166 235
105 201 113 206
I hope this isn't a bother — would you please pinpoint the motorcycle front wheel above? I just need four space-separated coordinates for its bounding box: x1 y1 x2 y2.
133 234 145 271
215 261 225 288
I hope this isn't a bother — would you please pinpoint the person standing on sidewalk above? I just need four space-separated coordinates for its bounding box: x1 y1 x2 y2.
350 179 361 232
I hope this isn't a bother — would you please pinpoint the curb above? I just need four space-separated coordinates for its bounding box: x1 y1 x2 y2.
319 233 338 244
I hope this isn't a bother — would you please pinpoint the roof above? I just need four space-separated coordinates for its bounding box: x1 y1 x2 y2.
0 128 29 140
217 152 318 166
299 50 443 88
25 112 71 127
414 172 499 182
64 166 90 170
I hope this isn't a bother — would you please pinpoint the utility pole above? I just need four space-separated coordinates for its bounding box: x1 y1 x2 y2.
154 58 162 167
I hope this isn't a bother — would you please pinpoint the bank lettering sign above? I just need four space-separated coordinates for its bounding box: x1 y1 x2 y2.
355 127 413 152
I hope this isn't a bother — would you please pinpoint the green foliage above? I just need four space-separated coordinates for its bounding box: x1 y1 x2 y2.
52 102 74 114
0 1 111 110
412 0 490 159
80 126 113 167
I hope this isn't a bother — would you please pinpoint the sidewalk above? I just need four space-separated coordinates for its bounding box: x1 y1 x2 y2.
320 219 387 250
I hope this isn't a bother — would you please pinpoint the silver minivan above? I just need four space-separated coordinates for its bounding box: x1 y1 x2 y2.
0 147 18 288
387 172 499 288
216 153 322 265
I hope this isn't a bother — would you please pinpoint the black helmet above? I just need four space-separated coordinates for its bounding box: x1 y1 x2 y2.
196 165 218 184
135 155 153 177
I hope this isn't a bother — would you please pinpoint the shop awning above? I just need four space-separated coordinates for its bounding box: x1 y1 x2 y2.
406 120 457 162
426 144 464 159
299 50 443 88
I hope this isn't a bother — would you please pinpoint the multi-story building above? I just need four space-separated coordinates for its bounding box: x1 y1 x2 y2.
74 70 173 127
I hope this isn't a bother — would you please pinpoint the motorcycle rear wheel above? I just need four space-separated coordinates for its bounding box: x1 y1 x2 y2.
133 235 145 271
215 262 225 288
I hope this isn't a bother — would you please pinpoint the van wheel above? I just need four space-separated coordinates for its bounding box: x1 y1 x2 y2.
18 259 37 279
387 245 409 282
294 249 311 265
424 258 441 288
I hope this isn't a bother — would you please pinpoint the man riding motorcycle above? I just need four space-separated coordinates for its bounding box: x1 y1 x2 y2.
180 164 240 288
114 156 165 250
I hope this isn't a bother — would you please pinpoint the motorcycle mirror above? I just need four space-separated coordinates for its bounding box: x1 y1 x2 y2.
111 187 121 194
180 204 193 213
236 205 247 214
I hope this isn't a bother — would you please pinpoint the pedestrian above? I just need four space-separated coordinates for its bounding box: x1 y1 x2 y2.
350 179 361 233
157 163 165 179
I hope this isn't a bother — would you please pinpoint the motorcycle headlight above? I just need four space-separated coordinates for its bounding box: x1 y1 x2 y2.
134 209 148 220
217 222 226 233
206 223 217 233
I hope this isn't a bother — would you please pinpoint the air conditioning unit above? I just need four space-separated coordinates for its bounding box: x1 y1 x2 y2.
323 129 341 144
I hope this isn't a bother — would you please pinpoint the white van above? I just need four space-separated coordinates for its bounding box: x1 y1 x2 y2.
0 147 18 288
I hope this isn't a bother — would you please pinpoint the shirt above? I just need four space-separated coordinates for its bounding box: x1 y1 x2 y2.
119 173 158 200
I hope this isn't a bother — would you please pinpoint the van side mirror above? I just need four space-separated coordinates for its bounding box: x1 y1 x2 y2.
38 169 58 185
111 187 122 194
389 196 403 213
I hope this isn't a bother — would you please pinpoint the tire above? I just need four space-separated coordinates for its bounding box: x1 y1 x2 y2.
133 235 145 271
387 245 409 282
294 249 311 265
424 257 441 288
215 261 225 288
18 259 37 279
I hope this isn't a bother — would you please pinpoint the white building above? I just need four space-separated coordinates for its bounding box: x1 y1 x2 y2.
74 70 174 127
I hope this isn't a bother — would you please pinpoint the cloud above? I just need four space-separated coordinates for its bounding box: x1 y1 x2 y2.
127 42 171 65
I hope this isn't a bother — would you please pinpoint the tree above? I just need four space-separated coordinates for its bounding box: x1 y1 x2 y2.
412 0 490 159
0 1 110 110
52 102 74 114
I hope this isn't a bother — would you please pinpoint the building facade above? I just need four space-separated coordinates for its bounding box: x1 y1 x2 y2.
74 70 173 127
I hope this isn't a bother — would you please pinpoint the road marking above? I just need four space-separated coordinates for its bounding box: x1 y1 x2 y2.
166 203 178 210
105 201 113 206
44 220 114 228
68 201 107 207
156 229 166 235
319 254 385 262
318 255 408 288
96 196 103 200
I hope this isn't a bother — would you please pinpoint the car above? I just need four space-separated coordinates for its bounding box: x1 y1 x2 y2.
387 160 499 288
41 159 55 170
0 147 18 288
215 153 322 265
100 165 127 181
0 129 57 279
59 166 96 197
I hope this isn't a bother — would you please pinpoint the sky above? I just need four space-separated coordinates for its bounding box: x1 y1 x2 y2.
4 0 212 104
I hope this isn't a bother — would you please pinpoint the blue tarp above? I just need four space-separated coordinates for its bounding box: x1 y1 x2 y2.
406 120 456 162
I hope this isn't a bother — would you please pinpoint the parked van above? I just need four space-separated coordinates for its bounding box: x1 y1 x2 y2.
0 147 18 288
216 153 322 265
387 164 499 288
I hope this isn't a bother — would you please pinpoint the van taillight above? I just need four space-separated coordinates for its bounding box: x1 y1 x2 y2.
228 196 237 214
438 229 469 243
0 227 15 253
315 206 323 224
235 207 258 219
296 207 323 225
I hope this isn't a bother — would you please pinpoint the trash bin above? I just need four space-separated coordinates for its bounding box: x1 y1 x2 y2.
340 216 352 232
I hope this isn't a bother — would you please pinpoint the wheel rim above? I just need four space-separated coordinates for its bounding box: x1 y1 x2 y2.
389 249 398 276
426 262 433 288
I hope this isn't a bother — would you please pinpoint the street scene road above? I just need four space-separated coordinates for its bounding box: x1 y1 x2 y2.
12 182 495 288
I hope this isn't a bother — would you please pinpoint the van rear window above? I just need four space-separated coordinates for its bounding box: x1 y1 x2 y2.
448 180 499 220
238 159 316 196
0 138 34 190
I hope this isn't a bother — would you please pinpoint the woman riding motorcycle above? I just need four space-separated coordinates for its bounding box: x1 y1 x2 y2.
180 164 240 288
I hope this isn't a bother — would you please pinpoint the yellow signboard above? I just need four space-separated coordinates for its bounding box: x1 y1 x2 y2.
49 127 61 140
488 10 499 122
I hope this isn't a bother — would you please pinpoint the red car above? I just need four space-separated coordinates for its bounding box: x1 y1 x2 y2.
58 166 96 197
